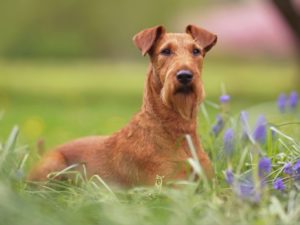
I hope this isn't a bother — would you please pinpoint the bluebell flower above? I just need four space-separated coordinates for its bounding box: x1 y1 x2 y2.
211 115 224 136
225 169 234 185
292 160 300 180
258 157 272 177
253 115 267 144
283 162 293 175
240 111 249 125
232 172 262 203
223 128 234 157
289 91 298 109
239 183 254 197
220 94 231 104
277 93 287 113
293 160 300 171
273 178 285 191
236 179 260 203
240 111 249 140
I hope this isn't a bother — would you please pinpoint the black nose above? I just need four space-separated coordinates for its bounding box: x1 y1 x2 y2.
176 70 193 85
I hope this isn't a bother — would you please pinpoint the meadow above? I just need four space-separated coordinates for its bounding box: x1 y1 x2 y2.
0 58 299 225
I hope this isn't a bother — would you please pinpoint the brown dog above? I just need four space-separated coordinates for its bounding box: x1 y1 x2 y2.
28 25 217 187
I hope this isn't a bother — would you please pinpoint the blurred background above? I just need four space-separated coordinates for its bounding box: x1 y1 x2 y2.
0 0 299 149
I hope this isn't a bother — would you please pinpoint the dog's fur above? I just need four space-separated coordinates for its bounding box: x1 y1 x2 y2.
28 25 217 187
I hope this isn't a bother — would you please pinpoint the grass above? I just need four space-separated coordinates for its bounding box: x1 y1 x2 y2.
0 58 297 146
0 58 300 225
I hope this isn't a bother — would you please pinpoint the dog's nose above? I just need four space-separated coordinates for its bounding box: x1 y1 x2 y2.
176 70 193 85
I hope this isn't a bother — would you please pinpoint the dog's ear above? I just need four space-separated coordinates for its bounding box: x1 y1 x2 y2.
186 24 217 54
133 25 166 56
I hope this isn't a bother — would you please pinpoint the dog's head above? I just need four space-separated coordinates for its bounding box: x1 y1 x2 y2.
133 25 217 120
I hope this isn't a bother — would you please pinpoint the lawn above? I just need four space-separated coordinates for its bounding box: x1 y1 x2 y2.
0 58 299 225
0 58 296 146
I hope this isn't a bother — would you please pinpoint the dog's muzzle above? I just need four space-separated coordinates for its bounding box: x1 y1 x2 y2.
176 70 193 85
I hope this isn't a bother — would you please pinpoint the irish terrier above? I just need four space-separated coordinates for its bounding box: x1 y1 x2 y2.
28 24 217 187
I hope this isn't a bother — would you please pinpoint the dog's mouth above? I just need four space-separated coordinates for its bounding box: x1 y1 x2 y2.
174 85 194 95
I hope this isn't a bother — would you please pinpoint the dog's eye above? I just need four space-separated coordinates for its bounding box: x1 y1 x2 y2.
160 48 172 56
192 48 201 56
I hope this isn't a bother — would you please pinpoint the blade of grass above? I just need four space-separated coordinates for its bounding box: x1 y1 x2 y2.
0 126 19 169
185 134 210 191
89 175 118 200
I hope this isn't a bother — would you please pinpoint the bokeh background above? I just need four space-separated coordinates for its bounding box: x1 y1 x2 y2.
0 0 299 150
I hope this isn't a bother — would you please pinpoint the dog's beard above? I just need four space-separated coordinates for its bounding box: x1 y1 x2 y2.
161 79 204 120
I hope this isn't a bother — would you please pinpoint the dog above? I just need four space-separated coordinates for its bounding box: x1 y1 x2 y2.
28 24 217 187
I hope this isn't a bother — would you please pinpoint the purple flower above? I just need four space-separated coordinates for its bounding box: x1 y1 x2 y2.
211 115 224 136
253 115 267 144
225 169 234 185
223 128 234 157
273 178 285 191
283 162 293 175
220 94 231 104
289 91 298 109
277 93 287 113
239 183 254 197
237 180 260 203
240 111 249 140
293 160 300 171
258 157 272 177
232 172 262 203
292 160 300 180
240 111 249 125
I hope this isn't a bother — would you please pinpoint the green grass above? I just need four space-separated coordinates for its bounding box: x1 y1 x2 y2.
0 59 297 146
0 59 300 225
